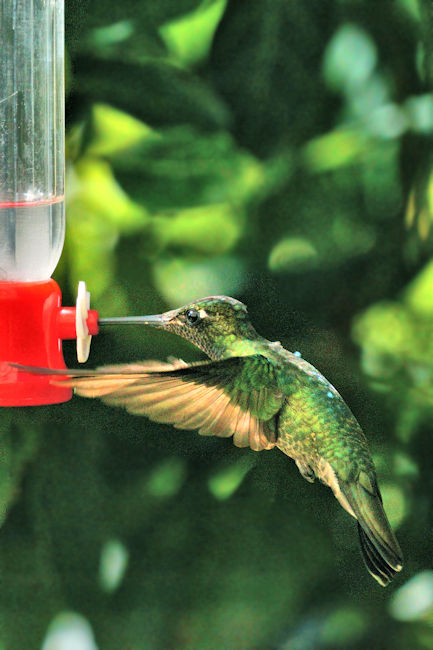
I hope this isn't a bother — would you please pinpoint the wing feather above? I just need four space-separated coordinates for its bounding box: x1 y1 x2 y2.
232 411 253 448
200 398 241 437
13 356 284 452
197 392 233 436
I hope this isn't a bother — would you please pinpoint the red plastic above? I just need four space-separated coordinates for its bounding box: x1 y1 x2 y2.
0 197 64 208
0 280 99 406
58 307 99 339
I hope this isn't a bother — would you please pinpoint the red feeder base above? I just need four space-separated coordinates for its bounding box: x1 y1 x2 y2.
0 279 72 406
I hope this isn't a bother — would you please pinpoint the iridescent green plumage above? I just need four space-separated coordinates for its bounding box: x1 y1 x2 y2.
17 295 403 585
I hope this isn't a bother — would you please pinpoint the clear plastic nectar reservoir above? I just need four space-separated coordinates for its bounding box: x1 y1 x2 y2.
0 0 65 281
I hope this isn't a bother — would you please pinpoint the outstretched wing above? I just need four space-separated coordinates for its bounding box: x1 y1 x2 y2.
16 356 284 451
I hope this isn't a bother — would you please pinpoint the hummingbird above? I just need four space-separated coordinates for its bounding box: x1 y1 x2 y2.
19 295 403 585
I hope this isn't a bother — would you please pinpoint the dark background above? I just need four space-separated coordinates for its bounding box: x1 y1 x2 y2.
2 0 433 648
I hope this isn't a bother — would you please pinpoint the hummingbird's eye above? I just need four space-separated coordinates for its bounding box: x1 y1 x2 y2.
186 309 200 325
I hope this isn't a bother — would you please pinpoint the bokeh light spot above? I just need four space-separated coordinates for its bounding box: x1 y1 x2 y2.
42 612 98 650
390 571 433 621
99 539 129 593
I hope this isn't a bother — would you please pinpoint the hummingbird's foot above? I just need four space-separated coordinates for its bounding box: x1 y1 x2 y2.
295 459 315 483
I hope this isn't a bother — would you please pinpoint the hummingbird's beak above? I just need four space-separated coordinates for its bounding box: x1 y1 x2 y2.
98 313 169 328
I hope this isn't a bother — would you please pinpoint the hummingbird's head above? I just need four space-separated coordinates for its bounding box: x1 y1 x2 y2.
100 296 262 360
161 296 262 359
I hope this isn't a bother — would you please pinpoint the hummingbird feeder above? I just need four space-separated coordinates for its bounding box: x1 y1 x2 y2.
0 0 99 406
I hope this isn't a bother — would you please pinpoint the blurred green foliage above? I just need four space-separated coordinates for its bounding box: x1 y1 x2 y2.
3 0 433 648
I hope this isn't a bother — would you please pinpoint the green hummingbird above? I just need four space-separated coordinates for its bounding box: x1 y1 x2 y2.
21 295 403 585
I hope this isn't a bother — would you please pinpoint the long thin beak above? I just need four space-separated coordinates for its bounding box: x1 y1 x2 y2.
98 314 167 327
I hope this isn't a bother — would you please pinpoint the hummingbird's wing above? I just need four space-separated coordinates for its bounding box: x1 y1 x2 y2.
15 356 284 452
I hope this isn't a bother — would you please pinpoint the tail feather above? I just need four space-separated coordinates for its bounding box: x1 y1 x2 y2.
341 477 403 587
358 524 396 587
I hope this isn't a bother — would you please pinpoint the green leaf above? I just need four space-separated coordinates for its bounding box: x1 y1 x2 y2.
65 158 147 305
404 258 433 316
160 0 227 67
268 237 318 273
152 204 242 254
66 0 204 55
88 104 161 157
74 58 229 130
68 158 148 231
112 127 265 211
303 129 369 173
153 255 245 305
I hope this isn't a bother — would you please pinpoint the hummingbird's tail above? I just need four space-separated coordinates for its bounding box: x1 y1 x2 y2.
340 475 403 587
